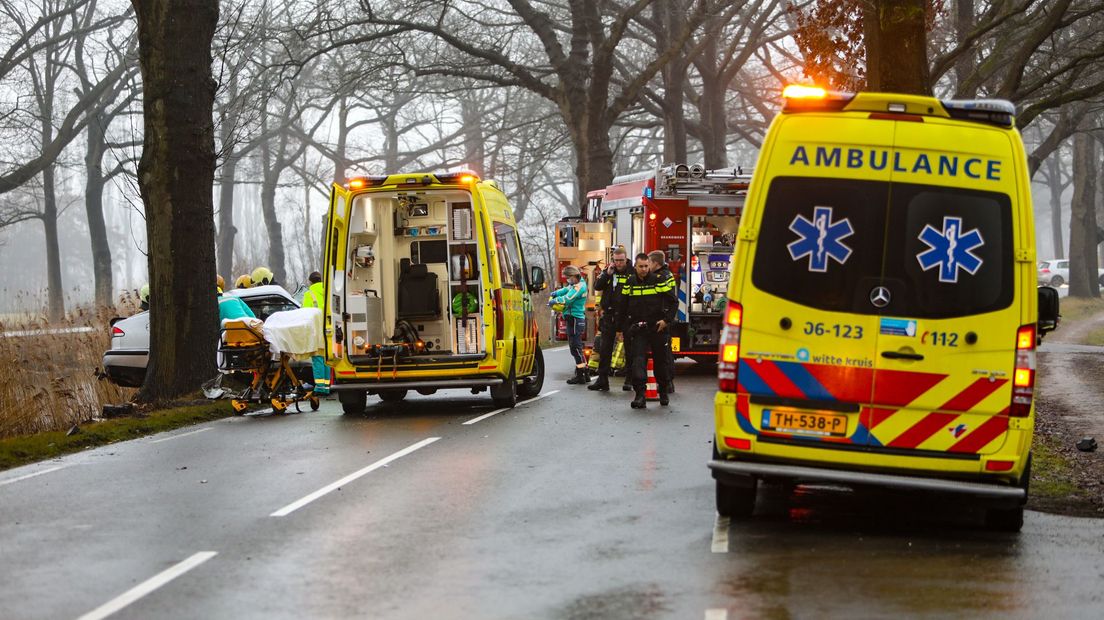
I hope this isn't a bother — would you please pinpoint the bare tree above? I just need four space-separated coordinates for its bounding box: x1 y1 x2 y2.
131 0 220 402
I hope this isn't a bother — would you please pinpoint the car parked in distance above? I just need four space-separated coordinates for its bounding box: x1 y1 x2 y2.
102 285 302 388
1037 259 1104 287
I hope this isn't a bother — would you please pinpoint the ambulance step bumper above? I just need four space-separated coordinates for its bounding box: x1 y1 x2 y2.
324 377 503 390
709 460 1025 501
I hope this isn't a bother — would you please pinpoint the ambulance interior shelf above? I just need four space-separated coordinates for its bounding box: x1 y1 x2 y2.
344 195 485 360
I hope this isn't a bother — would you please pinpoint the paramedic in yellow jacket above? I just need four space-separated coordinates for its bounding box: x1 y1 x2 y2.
301 271 329 395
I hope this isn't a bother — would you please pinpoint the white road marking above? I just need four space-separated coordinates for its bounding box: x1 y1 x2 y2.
148 427 212 444
0 465 68 487
462 389 561 425
271 437 441 517
705 609 728 620
711 514 730 553
76 551 217 620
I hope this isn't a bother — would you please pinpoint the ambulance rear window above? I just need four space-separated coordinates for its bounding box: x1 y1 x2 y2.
753 177 1013 317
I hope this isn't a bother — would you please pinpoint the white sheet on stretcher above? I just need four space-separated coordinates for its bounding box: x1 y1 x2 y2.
263 307 323 358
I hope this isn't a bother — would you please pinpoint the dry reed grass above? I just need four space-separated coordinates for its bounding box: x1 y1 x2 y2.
0 295 139 439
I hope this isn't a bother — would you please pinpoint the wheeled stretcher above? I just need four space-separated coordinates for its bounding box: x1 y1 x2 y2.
218 317 319 413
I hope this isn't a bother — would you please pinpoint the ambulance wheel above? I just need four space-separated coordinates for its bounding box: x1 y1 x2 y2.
339 390 367 415
378 389 407 403
518 346 545 400
986 456 1029 533
716 477 757 518
491 363 517 409
1050 275 1064 287
309 396 320 411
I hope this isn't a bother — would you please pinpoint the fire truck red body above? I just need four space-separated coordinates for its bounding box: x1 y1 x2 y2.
555 164 751 360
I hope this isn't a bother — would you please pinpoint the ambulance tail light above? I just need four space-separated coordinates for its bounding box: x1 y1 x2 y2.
718 301 743 393
492 289 504 341
1010 324 1036 417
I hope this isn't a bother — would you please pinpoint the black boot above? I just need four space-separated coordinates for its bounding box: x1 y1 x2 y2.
631 390 647 409
588 373 610 391
567 367 587 385
667 381 675 393
659 390 669 406
622 380 633 391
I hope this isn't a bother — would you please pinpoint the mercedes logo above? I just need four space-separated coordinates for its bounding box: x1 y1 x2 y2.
870 286 891 308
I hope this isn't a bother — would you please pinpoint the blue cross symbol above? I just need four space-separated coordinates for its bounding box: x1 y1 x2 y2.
787 206 854 272
917 216 984 283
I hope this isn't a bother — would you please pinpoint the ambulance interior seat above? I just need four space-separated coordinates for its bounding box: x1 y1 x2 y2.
397 261 440 319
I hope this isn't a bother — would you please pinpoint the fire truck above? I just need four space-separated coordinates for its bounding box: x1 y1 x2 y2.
554 164 751 361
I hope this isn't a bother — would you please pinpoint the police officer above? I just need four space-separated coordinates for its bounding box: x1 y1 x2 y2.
648 250 677 393
588 247 631 391
617 253 676 408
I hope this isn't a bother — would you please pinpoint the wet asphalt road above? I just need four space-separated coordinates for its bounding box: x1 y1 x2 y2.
2 347 1103 619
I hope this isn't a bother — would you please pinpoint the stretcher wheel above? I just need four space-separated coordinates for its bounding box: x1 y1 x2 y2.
271 398 287 413
309 396 320 411
231 399 249 414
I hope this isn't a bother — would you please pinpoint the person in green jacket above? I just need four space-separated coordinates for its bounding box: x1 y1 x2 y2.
300 271 329 395
550 265 589 385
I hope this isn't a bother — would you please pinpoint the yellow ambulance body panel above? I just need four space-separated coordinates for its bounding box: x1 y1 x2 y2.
710 90 1057 531
323 172 545 412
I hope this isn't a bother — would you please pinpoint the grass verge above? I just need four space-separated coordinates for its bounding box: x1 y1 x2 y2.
0 401 232 472
1057 296 1104 327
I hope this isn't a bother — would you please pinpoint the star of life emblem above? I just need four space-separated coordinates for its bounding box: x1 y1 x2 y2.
916 216 984 283
787 206 854 272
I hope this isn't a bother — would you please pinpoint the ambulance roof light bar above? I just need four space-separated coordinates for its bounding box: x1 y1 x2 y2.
940 99 1016 127
781 84 855 111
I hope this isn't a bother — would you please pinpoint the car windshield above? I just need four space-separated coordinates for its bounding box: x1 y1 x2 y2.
752 176 1013 318
243 295 297 321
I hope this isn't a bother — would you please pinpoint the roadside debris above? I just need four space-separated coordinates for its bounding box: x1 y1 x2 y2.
65 425 80 436
1076 437 1097 452
101 403 135 418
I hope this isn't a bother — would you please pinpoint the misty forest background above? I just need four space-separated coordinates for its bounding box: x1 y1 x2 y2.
2 0 1104 322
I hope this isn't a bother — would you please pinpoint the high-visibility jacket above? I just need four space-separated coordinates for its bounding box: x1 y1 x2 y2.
617 271 676 330
302 281 325 309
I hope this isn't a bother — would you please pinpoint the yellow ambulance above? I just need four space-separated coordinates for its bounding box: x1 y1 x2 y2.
322 172 546 414
710 86 1061 531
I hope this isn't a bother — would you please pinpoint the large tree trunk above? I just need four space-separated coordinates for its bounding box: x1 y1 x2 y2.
460 97 486 176
216 153 238 277
1068 131 1099 298
42 163 64 321
331 96 349 184
953 0 976 98
85 111 113 307
655 0 688 165
258 131 287 284
132 0 220 403
864 0 930 95
1048 154 1065 260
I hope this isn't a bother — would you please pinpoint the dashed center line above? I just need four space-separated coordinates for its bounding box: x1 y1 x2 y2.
76 551 217 620
711 514 730 553
0 465 68 487
462 389 561 425
149 427 212 444
705 609 729 620
270 437 441 517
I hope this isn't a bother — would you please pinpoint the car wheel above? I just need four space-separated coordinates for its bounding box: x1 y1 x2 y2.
378 389 407 403
1050 275 1064 287
518 346 545 399
339 390 367 415
716 477 757 518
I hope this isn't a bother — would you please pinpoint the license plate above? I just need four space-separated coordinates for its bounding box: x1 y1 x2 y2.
762 409 847 437
671 337 680 352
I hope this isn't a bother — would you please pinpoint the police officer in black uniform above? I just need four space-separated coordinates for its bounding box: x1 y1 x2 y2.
588 247 631 391
617 253 677 408
648 250 677 394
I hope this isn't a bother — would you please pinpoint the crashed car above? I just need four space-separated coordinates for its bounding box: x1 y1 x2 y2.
101 285 309 388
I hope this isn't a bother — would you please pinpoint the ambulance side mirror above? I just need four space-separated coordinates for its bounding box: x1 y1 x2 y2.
1037 285 1060 339
528 266 547 293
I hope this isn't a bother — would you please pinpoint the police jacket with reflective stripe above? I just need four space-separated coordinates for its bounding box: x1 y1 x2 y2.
594 267 631 314
617 272 677 329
